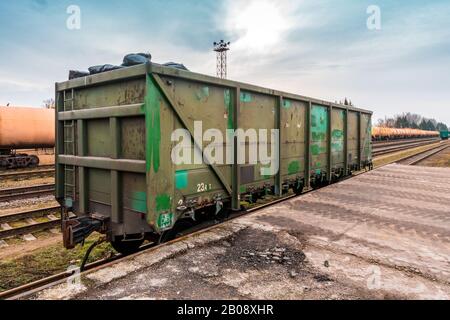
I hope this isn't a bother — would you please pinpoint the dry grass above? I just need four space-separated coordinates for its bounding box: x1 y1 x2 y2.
414 147 450 167
373 143 442 168
0 233 115 293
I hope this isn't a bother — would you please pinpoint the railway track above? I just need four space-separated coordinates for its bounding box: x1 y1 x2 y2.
0 184 55 202
0 189 307 300
0 206 61 240
396 143 450 166
372 137 438 147
372 138 440 157
0 138 445 299
0 165 55 181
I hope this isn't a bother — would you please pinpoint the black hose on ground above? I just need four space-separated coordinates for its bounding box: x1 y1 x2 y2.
80 237 106 272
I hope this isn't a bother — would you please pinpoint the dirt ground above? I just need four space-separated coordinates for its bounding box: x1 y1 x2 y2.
0 233 61 260
415 146 450 167
373 142 443 168
0 176 54 189
0 232 115 293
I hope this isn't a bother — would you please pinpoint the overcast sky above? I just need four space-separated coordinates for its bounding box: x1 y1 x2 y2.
0 0 449 125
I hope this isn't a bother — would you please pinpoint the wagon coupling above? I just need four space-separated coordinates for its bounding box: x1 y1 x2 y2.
62 216 105 249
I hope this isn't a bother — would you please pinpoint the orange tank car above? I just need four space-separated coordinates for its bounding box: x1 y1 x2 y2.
372 127 439 140
0 106 55 149
0 106 55 169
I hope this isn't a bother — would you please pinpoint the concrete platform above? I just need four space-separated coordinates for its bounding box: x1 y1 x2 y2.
31 164 450 300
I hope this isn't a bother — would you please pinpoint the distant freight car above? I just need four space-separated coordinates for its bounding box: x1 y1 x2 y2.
372 127 440 141
441 130 449 140
0 107 55 169
56 63 373 253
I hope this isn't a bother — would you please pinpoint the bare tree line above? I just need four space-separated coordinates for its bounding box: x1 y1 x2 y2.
377 113 448 131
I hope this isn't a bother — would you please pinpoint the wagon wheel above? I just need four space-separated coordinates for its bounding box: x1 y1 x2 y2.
111 236 144 255
28 155 40 168
158 219 194 244
294 182 304 196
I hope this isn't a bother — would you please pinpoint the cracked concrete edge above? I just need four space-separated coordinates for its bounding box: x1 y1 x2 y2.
303 244 450 300
34 221 249 300
234 216 450 300
306 236 450 286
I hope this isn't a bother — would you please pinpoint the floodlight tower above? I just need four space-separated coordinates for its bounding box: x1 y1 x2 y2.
213 40 230 79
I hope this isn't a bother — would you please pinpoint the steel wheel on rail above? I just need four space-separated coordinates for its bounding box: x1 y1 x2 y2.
158 219 194 244
29 155 40 168
111 236 144 255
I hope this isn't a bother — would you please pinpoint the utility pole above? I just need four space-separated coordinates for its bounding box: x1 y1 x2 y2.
213 40 230 79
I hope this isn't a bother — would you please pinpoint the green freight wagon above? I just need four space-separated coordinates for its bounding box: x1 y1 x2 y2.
56 63 373 253
440 130 449 140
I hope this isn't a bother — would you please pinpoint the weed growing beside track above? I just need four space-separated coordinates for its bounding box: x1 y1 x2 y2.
0 234 115 293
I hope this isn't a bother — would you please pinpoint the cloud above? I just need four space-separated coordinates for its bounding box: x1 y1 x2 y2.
210 0 450 125
0 77 49 91
0 1 449 124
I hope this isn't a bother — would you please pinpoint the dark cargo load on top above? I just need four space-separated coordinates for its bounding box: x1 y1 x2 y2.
67 53 189 79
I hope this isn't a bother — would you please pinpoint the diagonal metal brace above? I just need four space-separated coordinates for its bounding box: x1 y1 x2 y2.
151 73 233 196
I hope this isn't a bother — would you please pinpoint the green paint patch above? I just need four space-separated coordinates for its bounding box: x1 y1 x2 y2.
175 170 189 190
196 86 210 100
261 167 274 178
332 129 343 139
331 129 344 153
157 212 174 230
312 161 322 170
145 75 162 173
283 99 292 109
311 105 328 136
224 89 234 130
156 194 171 212
311 145 321 156
288 161 300 175
131 191 147 213
312 132 326 141
240 186 247 193
240 92 252 103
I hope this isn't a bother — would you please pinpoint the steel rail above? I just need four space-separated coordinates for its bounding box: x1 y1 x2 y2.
397 144 450 166
373 140 440 157
0 187 314 300
0 169 55 180
0 165 54 174
0 220 61 240
0 206 61 225
0 138 445 300
372 137 439 147
0 184 55 202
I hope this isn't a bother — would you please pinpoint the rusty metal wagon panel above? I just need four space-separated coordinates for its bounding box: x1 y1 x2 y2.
55 63 372 251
